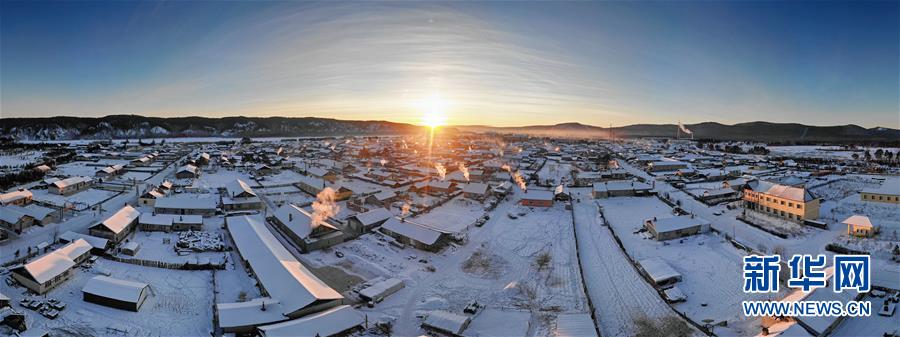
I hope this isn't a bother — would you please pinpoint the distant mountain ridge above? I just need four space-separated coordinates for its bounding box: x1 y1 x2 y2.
0 115 424 140
455 121 900 143
1 115 897 143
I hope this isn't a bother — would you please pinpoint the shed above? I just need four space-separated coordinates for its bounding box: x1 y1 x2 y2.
82 275 150 312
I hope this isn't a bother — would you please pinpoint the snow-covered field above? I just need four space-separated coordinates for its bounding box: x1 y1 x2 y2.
769 146 899 159
0 151 44 169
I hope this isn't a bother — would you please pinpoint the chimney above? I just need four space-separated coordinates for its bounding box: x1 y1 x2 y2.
288 213 293 222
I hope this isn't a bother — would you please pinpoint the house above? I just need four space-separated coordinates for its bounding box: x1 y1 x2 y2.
154 196 217 217
4 204 57 227
49 176 92 195
345 208 392 234
253 164 276 176
0 189 33 206
196 152 210 165
271 204 348 252
221 179 264 211
256 305 364 337
380 217 447 252
358 278 404 302
218 216 343 333
130 156 152 167
33 164 52 174
139 213 203 232
365 190 397 207
519 189 555 207
647 160 689 172
422 310 471 336
175 164 199 179
95 164 124 178
89 205 140 243
11 239 92 294
592 180 653 198
294 175 326 196
742 180 820 222
138 189 164 207
57 231 110 253
306 166 337 183
424 180 454 195
860 179 900 204
461 183 490 200
82 275 150 312
842 215 879 238
0 207 34 233
644 215 710 241
767 268 860 336
637 257 683 287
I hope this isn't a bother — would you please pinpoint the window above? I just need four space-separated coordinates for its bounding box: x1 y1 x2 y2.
788 202 793 207
780 200 785 205
797 204 803 209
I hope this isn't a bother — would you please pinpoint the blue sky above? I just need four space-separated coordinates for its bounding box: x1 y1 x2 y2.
1 1 897 128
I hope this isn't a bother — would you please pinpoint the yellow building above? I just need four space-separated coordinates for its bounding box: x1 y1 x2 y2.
842 215 879 238
860 179 899 204
742 180 819 222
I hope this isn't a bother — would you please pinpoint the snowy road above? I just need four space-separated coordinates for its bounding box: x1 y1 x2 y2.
571 192 685 337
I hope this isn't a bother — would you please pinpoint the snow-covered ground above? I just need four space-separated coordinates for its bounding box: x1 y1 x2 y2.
303 190 589 336
1 259 213 337
596 196 768 333
571 192 691 337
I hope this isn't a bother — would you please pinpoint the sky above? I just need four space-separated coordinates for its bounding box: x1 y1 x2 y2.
1 1 898 128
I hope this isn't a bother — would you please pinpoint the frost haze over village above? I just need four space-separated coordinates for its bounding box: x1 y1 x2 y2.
0 130 897 337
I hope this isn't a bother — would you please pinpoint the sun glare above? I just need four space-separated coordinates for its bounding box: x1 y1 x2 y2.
418 94 448 128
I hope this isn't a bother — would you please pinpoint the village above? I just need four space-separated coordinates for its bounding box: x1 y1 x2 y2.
0 133 897 337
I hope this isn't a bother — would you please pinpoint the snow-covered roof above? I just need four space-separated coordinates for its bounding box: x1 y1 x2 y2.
462 183 489 195
216 298 288 331
637 257 682 284
555 313 598 337
423 310 471 335
746 180 816 202
273 204 336 239
520 189 555 201
592 180 653 192
53 238 92 261
52 176 91 189
18 239 91 284
58 231 109 250
381 218 442 245
0 206 28 224
0 189 32 205
226 179 257 198
861 178 900 196
370 190 396 201
841 215 875 229
257 305 364 337
82 275 148 303
177 164 198 174
649 215 710 233
358 277 403 301
154 196 216 210
226 215 343 316
350 208 392 226
96 205 140 235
